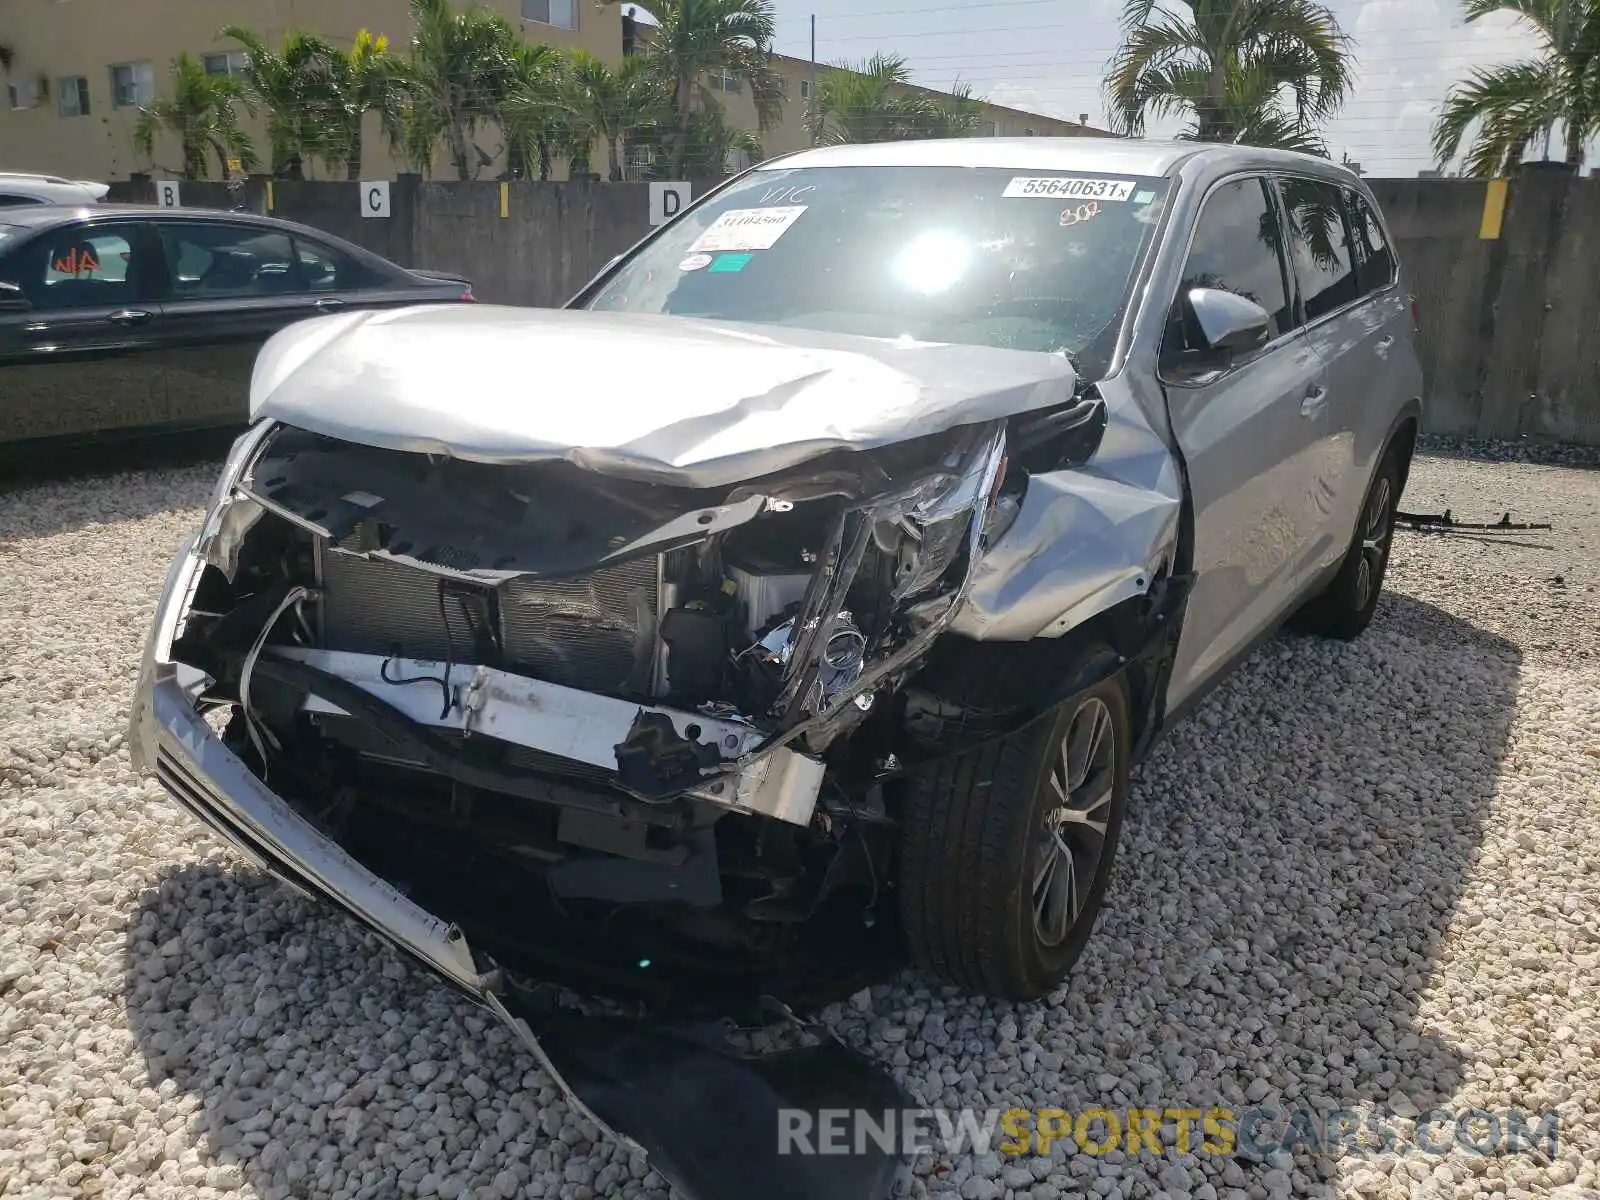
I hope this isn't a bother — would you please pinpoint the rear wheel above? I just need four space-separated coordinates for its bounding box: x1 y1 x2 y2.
899 651 1130 999
1291 448 1401 641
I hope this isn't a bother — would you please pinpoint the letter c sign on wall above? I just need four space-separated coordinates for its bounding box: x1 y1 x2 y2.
361 181 391 218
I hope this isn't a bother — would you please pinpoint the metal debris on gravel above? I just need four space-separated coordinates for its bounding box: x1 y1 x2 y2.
1 445 1597 1200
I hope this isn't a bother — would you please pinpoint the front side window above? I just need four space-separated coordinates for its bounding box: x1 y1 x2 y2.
1345 190 1395 294
0 222 144 309
584 165 1172 376
110 61 155 108
158 223 300 298
1168 176 1292 357
58 76 91 118
1278 177 1357 321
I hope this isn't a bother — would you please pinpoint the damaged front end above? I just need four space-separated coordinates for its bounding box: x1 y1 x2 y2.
129 412 1025 1011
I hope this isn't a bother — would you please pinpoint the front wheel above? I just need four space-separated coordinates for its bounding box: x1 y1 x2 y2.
899 654 1131 1000
1291 448 1402 641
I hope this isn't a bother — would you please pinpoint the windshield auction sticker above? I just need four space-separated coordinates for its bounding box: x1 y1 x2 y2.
689 206 808 252
1003 177 1136 201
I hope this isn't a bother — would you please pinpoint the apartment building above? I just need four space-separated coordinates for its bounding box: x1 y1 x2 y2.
0 0 1105 183
0 0 618 181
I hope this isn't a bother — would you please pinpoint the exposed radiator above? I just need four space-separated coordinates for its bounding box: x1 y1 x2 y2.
317 544 660 696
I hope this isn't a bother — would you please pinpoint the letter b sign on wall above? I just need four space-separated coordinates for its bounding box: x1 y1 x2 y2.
156 180 181 208
361 181 391 218
649 181 691 226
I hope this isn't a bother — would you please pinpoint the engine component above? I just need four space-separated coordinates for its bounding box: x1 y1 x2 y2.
726 560 812 640
659 606 728 704
318 541 660 697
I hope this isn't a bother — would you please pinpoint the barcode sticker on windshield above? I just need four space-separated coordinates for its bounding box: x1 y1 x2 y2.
1003 177 1137 201
689 206 808 252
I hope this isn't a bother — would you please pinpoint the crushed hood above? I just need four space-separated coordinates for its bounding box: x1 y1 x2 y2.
249 305 1077 487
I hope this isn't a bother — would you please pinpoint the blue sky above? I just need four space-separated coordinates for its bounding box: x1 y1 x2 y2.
754 0 1552 176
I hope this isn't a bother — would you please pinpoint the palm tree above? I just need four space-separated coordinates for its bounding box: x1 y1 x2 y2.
313 30 405 180
612 0 784 175
134 54 257 180
1105 0 1353 153
1432 0 1600 175
561 50 669 180
808 53 981 144
499 42 570 180
400 0 521 180
217 26 331 174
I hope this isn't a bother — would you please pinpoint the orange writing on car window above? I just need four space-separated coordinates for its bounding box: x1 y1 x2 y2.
51 247 100 275
1059 201 1100 228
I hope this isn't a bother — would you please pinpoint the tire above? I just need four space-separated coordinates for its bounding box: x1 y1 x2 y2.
899 649 1131 1000
1290 446 1402 641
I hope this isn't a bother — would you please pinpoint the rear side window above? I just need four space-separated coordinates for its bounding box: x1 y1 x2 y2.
1278 177 1357 321
1168 176 1293 355
157 222 303 298
0 194 39 208
294 236 385 292
1345 190 1396 294
0 222 145 309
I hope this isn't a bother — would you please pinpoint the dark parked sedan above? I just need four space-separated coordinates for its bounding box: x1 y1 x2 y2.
0 204 472 455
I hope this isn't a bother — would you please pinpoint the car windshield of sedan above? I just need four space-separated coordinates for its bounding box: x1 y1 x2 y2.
586 165 1171 372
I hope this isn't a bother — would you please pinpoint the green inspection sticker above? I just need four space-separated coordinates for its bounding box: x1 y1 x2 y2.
709 253 754 272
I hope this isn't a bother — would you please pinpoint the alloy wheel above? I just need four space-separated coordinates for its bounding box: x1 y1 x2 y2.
1032 695 1116 947
1354 476 1394 611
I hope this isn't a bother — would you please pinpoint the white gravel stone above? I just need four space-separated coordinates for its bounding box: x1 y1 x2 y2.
1 445 1598 1199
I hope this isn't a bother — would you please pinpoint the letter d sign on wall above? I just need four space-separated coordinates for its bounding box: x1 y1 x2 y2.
649 181 691 226
362 181 391 218
156 180 181 208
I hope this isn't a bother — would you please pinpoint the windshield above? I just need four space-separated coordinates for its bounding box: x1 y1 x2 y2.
584 165 1171 375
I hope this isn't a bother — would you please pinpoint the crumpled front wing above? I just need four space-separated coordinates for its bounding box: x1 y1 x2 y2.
129 546 914 1200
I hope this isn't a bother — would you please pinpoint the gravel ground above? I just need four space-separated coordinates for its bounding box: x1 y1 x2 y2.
1 445 1597 1200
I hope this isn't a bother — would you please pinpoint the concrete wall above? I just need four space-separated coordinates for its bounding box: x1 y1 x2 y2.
110 170 1600 445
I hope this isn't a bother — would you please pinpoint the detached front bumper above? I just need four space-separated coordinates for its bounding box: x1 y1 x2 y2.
128 543 492 997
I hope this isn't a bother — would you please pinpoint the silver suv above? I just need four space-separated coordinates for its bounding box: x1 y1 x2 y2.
131 139 1421 1018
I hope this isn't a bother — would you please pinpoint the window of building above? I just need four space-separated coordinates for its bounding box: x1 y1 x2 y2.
1276 176 1357 321
158 222 300 299
1166 176 1293 363
799 78 812 100
977 119 997 137
202 51 251 79
708 68 741 93
7 79 38 110
110 61 155 108
622 144 655 182
521 0 577 28
1022 127 1035 136
57 76 91 117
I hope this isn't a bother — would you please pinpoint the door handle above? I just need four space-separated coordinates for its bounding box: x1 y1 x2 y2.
107 309 154 327
313 297 346 310
1300 384 1329 417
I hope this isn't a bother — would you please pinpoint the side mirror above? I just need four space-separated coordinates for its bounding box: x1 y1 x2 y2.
1186 286 1272 356
0 281 29 313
